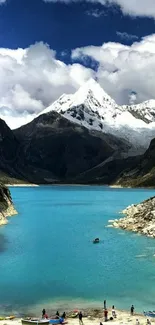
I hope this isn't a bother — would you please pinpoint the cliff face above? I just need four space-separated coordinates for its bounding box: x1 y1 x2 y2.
114 138 155 187
0 185 17 226
109 196 155 238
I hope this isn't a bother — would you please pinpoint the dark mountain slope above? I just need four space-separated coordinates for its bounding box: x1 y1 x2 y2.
115 138 155 187
73 154 142 185
13 112 121 183
1 111 152 186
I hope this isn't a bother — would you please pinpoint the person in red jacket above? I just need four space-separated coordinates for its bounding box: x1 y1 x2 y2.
104 309 108 322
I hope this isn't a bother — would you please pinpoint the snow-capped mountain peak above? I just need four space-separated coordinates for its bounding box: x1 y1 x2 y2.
39 79 155 155
40 78 118 119
74 78 113 104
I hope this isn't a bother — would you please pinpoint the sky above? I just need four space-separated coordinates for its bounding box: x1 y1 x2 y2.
0 0 155 128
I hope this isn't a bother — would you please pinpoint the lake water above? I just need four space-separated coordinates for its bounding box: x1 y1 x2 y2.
0 186 155 316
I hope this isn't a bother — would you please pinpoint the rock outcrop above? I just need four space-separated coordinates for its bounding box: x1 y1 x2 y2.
0 185 17 226
108 196 155 237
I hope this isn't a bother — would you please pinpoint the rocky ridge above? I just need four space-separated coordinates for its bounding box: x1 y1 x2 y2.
109 196 155 237
0 185 17 226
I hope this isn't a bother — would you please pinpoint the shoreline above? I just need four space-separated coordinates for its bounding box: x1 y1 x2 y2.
7 184 39 187
0 303 149 318
6 183 155 189
0 308 153 325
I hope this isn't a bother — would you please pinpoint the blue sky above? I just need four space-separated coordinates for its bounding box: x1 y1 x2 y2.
0 0 155 58
0 0 155 129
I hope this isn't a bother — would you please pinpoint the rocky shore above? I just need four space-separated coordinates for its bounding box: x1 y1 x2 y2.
0 185 17 226
108 196 155 238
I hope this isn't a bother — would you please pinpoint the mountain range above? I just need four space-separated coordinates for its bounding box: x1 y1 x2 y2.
1 78 155 186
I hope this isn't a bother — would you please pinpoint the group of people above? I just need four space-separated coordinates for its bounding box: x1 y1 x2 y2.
42 304 151 325
42 309 66 320
56 311 66 319
102 305 117 322
102 302 135 322
103 303 151 325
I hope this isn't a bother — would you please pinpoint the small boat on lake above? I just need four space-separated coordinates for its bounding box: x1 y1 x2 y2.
144 311 155 318
93 238 100 244
22 319 49 325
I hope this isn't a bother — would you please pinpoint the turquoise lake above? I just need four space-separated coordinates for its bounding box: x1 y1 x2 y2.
0 186 155 316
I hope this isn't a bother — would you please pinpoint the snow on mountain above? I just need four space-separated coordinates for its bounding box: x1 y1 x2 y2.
123 100 155 124
42 78 118 118
39 78 155 155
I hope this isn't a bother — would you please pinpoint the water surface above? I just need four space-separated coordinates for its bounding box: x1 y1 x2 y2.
0 186 155 315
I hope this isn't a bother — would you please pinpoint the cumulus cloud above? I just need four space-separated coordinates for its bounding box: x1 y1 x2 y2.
42 0 155 18
2 35 155 129
72 34 155 105
116 31 138 41
0 42 94 129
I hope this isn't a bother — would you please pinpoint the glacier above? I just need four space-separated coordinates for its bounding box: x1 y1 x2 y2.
39 78 155 155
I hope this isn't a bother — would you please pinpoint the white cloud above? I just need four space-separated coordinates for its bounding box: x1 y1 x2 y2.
0 42 94 129
72 34 155 105
129 92 137 105
116 31 138 41
2 35 155 130
43 0 155 18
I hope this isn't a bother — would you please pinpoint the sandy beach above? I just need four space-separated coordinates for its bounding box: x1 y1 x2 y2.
0 310 154 325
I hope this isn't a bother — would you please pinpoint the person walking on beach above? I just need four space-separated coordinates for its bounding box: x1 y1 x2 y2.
104 309 108 322
131 305 134 315
79 311 83 325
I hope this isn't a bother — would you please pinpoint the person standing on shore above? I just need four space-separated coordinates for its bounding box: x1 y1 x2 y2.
61 312 66 319
131 305 134 315
79 311 83 325
104 300 106 309
56 311 59 319
42 309 46 318
112 306 116 318
104 309 108 322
